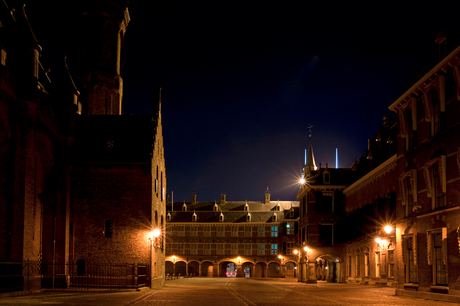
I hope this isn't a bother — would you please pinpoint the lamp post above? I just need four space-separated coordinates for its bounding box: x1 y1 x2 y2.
303 246 317 283
374 225 395 280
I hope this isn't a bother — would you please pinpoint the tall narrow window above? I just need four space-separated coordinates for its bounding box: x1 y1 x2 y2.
271 226 278 237
204 225 211 237
403 236 418 283
286 242 294 255
231 225 238 237
191 225 198 237
432 164 446 209
355 254 360 277
375 251 381 277
433 232 447 285
322 192 333 213
217 243 225 255
347 255 351 277
270 244 277 255
245 226 252 237
258 226 265 237
204 244 211 255
104 220 113 238
245 244 252 255
388 249 394 278
231 244 238 255
190 243 198 255
364 253 369 277
258 244 264 255
286 222 295 235
217 226 225 237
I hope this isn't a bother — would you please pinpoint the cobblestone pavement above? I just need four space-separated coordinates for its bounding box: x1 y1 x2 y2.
0 278 456 306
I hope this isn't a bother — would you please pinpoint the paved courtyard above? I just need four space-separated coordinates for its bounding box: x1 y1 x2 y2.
0 278 456 306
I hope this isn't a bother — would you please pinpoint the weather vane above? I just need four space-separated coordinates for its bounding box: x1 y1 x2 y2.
308 124 313 138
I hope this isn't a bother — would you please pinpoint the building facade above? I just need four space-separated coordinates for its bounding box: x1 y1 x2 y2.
0 0 166 291
165 191 299 278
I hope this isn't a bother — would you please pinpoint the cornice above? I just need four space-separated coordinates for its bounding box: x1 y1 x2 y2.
389 45 460 111
344 154 397 196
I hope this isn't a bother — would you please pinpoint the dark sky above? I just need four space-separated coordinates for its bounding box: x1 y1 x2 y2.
29 1 460 202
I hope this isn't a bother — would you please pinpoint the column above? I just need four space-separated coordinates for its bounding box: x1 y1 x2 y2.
186 263 189 276
199 263 202 277
306 261 317 283
265 265 269 278
280 264 285 277
236 264 244 277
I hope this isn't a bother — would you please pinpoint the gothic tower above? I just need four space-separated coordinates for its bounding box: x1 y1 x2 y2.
71 0 130 115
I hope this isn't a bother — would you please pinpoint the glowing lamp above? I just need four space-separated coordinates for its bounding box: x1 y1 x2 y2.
294 250 298 255
278 255 282 259
153 229 161 238
384 225 392 234
300 178 306 185
375 238 381 244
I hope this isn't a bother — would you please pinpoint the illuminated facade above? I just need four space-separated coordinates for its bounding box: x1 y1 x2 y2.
0 0 166 291
165 192 299 278
297 39 460 303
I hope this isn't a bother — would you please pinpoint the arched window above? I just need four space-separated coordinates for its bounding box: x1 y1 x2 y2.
214 202 218 212
219 212 224 222
192 211 197 222
246 213 251 222
182 203 187 211
272 213 277 222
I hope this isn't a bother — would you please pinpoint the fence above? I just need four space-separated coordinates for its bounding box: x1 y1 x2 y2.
0 261 150 293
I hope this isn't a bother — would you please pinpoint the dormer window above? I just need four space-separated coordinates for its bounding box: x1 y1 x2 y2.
213 202 218 212
272 213 277 222
323 170 330 184
244 202 249 212
192 211 197 222
275 202 281 211
289 208 294 218
219 212 224 222
167 212 171 221
182 203 187 211
246 213 251 222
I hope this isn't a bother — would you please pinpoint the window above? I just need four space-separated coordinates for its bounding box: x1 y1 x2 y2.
388 249 394 278
190 244 197 255
425 156 446 210
355 254 360 277
375 251 381 277
245 244 252 255
246 213 251 222
324 172 330 184
322 192 333 213
231 226 238 237
177 225 185 237
320 224 333 245
403 235 417 283
217 226 225 237
231 244 238 255
167 212 171 221
286 242 294 255
271 226 278 237
104 220 113 238
347 255 351 277
219 213 224 222
178 243 185 255
245 226 252 237
286 222 295 235
244 203 249 211
203 225 211 237
217 243 225 255
182 203 187 211
192 213 197 222
204 244 211 255
213 203 218 211
432 163 446 209
272 214 277 222
270 244 277 255
258 226 265 237
432 89 441 135
191 225 198 237
289 208 294 218
427 229 448 286
275 203 280 211
258 244 264 255
364 253 369 277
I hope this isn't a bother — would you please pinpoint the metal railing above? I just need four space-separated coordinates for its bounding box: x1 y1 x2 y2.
0 261 150 293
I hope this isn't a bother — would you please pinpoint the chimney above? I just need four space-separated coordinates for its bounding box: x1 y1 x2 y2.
191 193 196 206
265 187 270 204
220 191 226 205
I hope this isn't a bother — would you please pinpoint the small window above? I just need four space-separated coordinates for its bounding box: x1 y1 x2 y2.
245 226 252 237
167 212 171 221
214 203 219 212
272 214 277 222
182 203 187 211
219 213 224 222
258 244 264 255
104 220 113 238
246 213 251 222
192 212 197 222
286 222 295 235
271 226 278 237
244 203 249 211
289 208 294 218
258 226 265 237
270 244 277 255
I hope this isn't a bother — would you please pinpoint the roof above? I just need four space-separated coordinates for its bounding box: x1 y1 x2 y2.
305 167 355 186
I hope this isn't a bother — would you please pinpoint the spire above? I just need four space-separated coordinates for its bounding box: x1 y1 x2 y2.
305 125 317 172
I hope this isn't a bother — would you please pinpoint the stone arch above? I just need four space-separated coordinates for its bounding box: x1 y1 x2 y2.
314 253 342 283
255 262 266 277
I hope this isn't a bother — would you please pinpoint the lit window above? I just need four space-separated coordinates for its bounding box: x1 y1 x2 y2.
271 226 278 237
258 226 265 237
270 244 277 255
286 222 295 235
258 244 264 255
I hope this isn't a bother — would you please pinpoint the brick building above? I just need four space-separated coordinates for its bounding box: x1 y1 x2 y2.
297 38 460 303
0 0 166 291
165 191 299 278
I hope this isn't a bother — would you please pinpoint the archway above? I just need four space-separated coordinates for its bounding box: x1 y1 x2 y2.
255 262 266 277
201 261 213 277
242 262 253 277
165 261 174 276
314 254 342 282
175 261 186 277
268 262 280 277
285 262 296 278
220 261 237 277
188 261 199 276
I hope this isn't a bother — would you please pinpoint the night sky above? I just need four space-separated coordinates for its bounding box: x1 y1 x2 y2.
30 1 460 202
